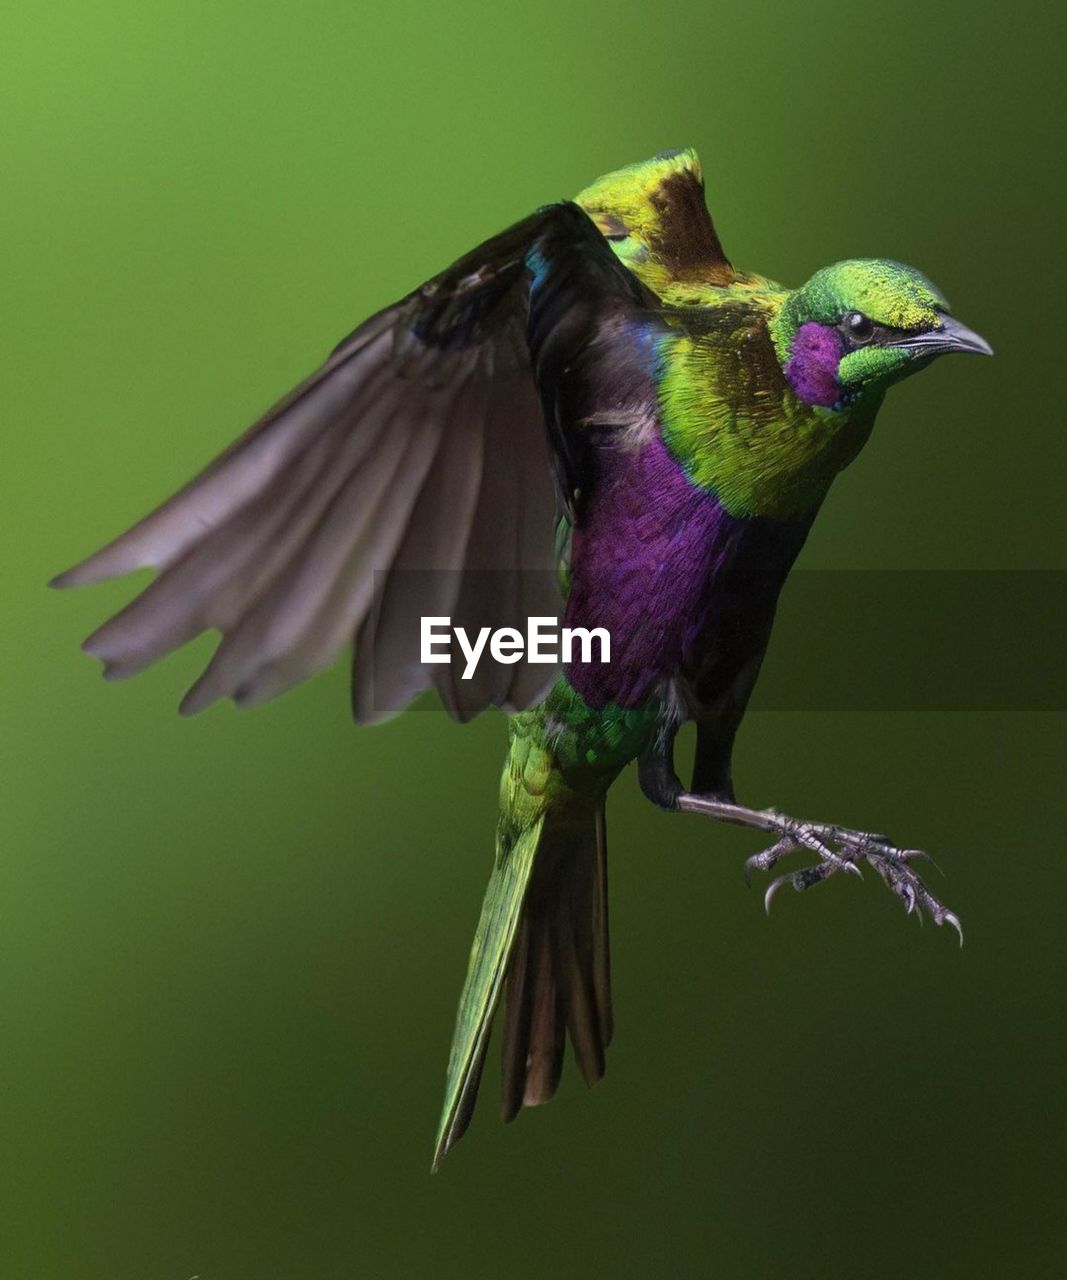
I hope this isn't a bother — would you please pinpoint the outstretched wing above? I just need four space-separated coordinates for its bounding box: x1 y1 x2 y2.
53 202 654 723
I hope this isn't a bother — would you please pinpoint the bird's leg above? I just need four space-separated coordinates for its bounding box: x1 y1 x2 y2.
636 733 961 941
674 792 962 942
637 746 686 810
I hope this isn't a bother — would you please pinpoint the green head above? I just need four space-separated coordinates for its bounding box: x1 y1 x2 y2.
771 259 992 411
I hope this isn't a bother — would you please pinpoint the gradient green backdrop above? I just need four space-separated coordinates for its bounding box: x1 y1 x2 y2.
6 2 1065 1277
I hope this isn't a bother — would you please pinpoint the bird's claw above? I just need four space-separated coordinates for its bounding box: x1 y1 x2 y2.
746 812 962 944
743 836 794 886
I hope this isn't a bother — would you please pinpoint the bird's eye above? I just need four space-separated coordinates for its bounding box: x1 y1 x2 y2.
844 311 875 343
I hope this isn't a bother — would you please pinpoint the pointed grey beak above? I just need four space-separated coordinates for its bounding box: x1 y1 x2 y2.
937 315 993 356
892 314 994 358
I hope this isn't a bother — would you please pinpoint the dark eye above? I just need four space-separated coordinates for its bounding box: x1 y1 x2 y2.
844 311 875 343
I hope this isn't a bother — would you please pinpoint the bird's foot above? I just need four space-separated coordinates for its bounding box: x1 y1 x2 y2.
675 794 962 943
749 813 962 943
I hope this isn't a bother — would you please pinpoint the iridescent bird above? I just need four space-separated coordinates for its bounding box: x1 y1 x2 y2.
53 150 992 1170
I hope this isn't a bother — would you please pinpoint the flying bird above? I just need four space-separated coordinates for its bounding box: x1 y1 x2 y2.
53 149 991 1170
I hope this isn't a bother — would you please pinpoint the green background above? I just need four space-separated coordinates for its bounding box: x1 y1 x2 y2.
5 2 1065 1276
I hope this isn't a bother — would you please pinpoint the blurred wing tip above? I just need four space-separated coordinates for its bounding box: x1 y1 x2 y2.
81 632 136 673
80 625 113 657
81 643 123 684
50 563 101 589
181 676 280 716
351 699 406 727
50 552 149 590
178 685 213 717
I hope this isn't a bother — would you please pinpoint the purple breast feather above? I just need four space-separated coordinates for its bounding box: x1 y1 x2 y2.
563 434 745 708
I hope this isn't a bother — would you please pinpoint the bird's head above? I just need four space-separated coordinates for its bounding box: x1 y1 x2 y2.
771 259 992 412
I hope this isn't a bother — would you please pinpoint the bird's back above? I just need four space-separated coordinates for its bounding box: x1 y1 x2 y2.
574 148 782 308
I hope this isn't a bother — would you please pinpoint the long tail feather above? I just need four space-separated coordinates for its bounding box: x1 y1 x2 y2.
432 789 611 1171
433 813 546 1171
499 807 611 1117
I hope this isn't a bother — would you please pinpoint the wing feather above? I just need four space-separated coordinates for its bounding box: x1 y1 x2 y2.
55 199 660 722
81 367 396 679
349 362 489 723
180 371 448 713
54 316 398 587
432 381 540 721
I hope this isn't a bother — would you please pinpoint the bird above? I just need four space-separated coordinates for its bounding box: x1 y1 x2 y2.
52 148 992 1171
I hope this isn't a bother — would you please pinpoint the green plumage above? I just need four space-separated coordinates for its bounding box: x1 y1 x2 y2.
434 807 546 1168
431 150 987 1167
53 146 989 1172
657 327 879 518
434 683 656 1168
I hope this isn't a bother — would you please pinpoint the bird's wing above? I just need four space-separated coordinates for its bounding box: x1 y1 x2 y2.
575 147 735 295
53 203 655 723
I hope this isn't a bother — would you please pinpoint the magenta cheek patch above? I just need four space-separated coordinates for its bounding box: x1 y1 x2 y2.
784 321 844 407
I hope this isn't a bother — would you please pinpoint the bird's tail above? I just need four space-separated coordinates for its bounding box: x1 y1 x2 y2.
499 802 612 1119
432 725 612 1170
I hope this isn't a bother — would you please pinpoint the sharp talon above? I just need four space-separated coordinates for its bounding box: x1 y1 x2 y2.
765 861 838 914
709 801 959 944
763 871 795 914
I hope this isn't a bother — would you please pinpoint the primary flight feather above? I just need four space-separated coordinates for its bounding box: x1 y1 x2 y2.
53 149 992 1170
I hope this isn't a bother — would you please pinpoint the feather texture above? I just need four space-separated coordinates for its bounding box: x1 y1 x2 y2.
55 201 665 723
499 806 611 1118
55 150 907 1176
432 812 547 1171
53 219 604 719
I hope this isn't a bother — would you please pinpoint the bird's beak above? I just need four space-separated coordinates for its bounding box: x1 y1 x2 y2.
891 314 994 358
